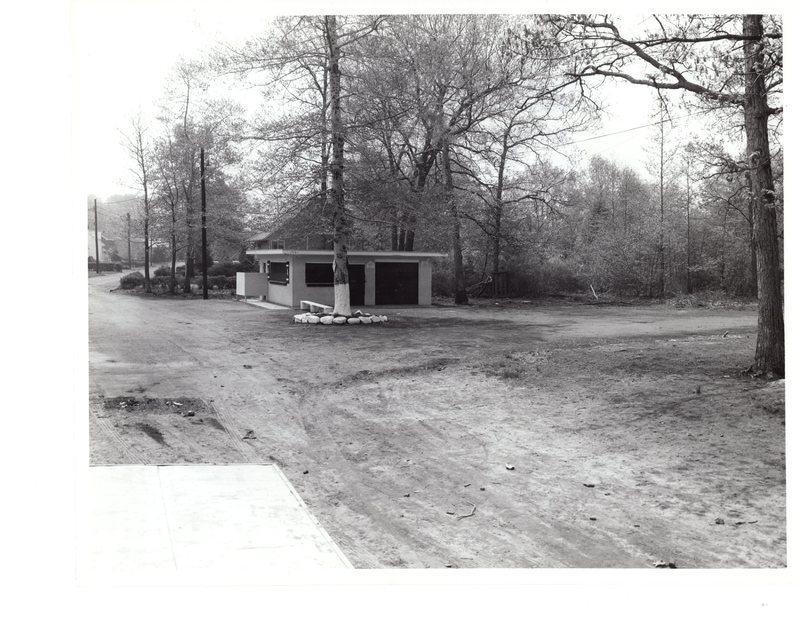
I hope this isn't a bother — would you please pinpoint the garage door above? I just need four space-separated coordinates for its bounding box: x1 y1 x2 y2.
375 262 418 305
348 264 365 305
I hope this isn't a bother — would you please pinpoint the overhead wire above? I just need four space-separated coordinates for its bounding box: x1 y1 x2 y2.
561 107 717 147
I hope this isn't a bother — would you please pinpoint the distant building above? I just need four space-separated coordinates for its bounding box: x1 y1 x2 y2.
88 230 106 262
88 229 146 263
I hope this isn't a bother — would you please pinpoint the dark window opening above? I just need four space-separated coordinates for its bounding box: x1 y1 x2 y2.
268 261 289 285
305 262 334 287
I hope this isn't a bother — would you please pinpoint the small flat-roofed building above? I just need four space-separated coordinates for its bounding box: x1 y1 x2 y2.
237 249 446 309
238 203 446 309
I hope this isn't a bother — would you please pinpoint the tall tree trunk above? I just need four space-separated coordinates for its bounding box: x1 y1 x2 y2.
657 104 666 298
391 219 399 251
183 208 194 293
398 145 436 252
397 221 406 251
720 209 727 284
182 154 197 294
686 165 692 294
404 225 416 251
143 183 151 293
319 64 329 200
492 132 509 276
132 124 152 293
169 201 177 295
491 214 501 274
745 172 758 298
325 15 351 316
443 141 467 304
749 218 758 298
743 14 784 376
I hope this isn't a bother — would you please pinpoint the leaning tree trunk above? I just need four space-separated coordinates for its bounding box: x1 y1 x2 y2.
743 14 784 377
326 15 351 316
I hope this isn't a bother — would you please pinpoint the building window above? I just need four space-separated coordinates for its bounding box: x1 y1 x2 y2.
267 261 289 285
305 262 334 287
270 239 285 250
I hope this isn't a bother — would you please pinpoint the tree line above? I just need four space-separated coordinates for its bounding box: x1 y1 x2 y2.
119 14 783 376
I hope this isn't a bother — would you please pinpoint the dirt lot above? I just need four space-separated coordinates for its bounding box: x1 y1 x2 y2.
88 273 785 568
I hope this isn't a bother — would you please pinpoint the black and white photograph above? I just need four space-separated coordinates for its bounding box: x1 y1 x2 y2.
10 0 796 614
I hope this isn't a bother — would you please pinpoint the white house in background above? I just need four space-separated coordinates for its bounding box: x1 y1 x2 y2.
88 229 106 262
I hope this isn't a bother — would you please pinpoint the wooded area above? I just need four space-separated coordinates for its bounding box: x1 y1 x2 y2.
103 14 783 376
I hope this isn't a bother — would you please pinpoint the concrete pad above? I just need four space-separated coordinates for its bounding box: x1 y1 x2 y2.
241 298 288 310
77 464 352 585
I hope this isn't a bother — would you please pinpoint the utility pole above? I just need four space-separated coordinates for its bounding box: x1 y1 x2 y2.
200 146 208 299
94 198 100 274
126 212 132 270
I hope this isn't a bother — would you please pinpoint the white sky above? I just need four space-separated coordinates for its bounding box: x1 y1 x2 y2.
71 1 751 199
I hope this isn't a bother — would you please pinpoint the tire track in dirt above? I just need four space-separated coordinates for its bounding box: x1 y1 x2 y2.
91 406 147 465
205 399 260 463
89 401 147 465
290 370 639 568
291 388 440 567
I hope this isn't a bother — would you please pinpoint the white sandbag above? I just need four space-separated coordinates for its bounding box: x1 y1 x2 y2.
347 317 361 325
307 315 320 324
320 315 334 325
359 316 372 324
370 315 382 323
332 316 347 324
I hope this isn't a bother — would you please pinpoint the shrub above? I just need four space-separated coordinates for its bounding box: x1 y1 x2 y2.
188 275 237 290
88 261 123 272
151 275 175 291
528 260 582 296
431 263 453 296
120 271 145 289
207 275 227 289
208 261 240 277
154 265 171 277
151 245 169 263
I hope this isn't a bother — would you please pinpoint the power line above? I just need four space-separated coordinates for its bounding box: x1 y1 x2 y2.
88 204 132 217
562 108 715 147
95 197 142 205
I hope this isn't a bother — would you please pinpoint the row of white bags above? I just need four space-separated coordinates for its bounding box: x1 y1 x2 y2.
294 313 388 325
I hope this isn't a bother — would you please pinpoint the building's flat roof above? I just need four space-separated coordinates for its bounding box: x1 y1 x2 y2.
246 249 447 258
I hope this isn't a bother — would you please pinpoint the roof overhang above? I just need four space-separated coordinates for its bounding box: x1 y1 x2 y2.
246 249 447 258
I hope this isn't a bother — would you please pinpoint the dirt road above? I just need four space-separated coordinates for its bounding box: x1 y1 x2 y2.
88 273 785 568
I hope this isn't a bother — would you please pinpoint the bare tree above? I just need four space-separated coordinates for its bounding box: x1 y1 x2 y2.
122 115 153 293
560 14 783 377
